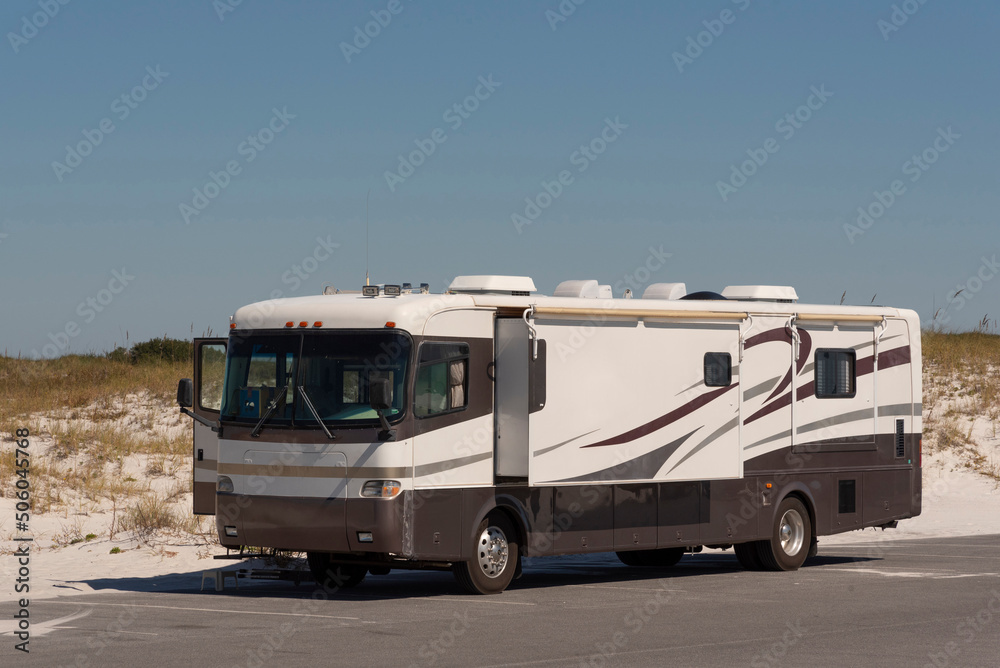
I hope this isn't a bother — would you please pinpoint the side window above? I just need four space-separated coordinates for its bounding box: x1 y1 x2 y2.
414 342 469 418
704 352 732 387
815 349 856 398
199 343 227 411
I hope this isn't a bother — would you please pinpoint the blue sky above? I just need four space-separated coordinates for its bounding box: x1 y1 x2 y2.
2 0 997 357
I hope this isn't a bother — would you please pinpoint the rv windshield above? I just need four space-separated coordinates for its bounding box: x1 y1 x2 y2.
220 332 410 428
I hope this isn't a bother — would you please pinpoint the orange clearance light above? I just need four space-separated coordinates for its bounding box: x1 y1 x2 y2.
285 321 294 328
385 321 396 328
298 321 308 328
313 321 323 327
765 483 773 489
230 323 236 329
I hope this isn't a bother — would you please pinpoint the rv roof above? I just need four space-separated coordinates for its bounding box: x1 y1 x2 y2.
448 275 537 295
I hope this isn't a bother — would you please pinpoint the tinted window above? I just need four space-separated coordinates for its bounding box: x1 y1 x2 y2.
815 349 856 398
414 342 470 418
220 332 410 425
704 352 732 387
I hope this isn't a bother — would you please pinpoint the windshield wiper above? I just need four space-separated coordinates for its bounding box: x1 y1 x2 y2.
297 386 335 440
251 385 288 438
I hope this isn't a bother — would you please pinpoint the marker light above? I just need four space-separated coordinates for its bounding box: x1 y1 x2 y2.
224 526 238 537
217 476 235 493
361 480 402 498
230 323 237 329
285 321 294 328
385 321 396 328
357 532 374 543
299 321 308 327
384 285 401 297
362 286 379 297
313 321 323 327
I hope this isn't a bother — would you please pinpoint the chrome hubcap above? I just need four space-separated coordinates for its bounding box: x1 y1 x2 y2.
477 526 508 578
779 509 805 556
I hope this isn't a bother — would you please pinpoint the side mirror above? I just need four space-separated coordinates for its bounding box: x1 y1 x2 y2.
177 378 193 408
369 378 392 410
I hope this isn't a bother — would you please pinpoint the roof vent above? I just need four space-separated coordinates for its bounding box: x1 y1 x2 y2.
448 275 537 296
721 285 798 303
642 283 687 300
554 280 603 298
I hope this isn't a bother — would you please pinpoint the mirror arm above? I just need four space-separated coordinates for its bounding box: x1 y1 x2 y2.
180 407 219 432
375 409 396 442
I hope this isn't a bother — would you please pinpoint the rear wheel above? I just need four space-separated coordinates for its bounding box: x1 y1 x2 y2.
453 513 519 595
307 552 367 593
616 550 647 567
757 497 812 571
640 547 685 568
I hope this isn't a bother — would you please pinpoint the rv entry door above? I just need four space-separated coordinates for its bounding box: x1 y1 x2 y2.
494 318 529 480
192 338 227 515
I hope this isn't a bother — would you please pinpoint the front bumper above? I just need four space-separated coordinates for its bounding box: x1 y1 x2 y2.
216 491 407 555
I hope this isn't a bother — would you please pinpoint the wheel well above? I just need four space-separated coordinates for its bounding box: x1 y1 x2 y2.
784 490 817 539
489 505 527 550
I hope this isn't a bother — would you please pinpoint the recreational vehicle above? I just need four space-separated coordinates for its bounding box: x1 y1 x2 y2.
177 276 922 594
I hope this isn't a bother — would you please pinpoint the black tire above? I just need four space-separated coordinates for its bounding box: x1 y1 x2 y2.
757 497 812 571
616 550 647 567
639 547 685 568
734 542 763 571
453 513 519 595
307 552 367 593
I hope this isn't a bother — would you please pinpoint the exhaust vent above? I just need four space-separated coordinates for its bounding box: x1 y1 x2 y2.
448 276 537 296
895 419 905 458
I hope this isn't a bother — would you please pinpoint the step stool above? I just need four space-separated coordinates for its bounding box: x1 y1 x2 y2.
200 569 240 592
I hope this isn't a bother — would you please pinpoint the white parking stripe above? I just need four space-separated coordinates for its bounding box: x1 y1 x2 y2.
31 600 360 621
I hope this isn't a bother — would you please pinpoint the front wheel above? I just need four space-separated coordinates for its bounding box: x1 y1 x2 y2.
453 513 519 595
734 542 763 571
307 552 367 593
757 497 812 571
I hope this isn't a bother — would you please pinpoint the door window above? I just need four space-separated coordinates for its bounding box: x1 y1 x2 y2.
199 343 227 412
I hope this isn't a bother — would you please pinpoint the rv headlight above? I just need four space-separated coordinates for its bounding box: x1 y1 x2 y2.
361 480 401 498
217 475 235 494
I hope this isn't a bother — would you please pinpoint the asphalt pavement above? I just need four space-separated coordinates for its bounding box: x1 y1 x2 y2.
4 534 999 667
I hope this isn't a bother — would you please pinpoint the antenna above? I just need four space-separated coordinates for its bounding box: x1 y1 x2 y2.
365 189 371 286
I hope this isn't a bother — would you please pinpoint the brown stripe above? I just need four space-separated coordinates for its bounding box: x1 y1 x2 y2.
879 345 911 369
582 384 737 449
744 327 790 350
